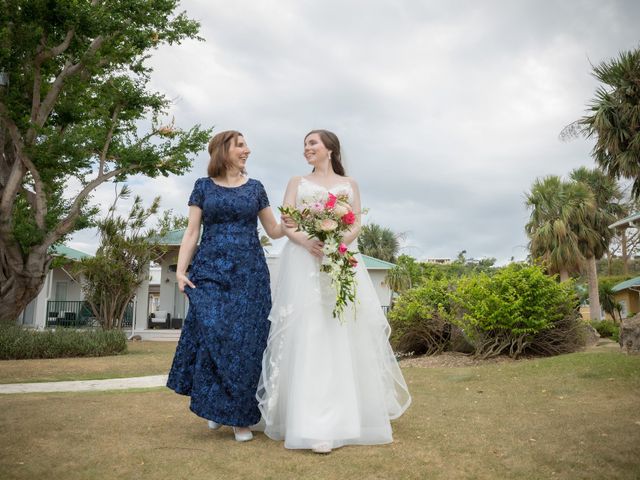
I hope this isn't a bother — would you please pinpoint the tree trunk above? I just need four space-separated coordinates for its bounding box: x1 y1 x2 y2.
559 269 569 282
586 256 602 322
622 230 629 275
0 271 48 324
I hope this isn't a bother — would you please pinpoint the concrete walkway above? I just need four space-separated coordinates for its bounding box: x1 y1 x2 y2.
0 374 168 394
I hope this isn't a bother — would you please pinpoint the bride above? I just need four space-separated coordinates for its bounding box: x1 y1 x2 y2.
256 129 411 453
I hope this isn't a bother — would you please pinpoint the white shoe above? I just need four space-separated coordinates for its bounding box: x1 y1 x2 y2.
207 420 222 430
233 427 253 442
312 442 332 454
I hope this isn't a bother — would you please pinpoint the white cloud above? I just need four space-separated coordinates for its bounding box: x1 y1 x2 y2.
68 0 640 263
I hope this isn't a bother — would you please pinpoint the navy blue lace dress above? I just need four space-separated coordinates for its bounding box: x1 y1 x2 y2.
167 177 272 427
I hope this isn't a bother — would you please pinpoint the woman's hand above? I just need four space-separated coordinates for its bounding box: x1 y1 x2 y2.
303 238 324 258
177 272 196 293
281 214 297 229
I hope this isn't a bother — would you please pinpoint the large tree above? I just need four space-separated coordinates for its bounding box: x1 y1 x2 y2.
562 47 640 196
357 223 402 263
569 167 623 321
0 1 211 322
525 175 597 282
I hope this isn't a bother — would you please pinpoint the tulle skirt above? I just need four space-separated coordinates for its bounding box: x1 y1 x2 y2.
256 241 411 450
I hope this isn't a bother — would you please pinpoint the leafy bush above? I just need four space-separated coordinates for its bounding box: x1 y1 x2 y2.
454 264 581 359
388 279 461 355
591 319 620 342
0 326 128 360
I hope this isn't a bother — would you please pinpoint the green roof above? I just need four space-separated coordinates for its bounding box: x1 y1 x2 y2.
361 254 395 269
51 245 92 261
151 228 193 245
612 276 640 293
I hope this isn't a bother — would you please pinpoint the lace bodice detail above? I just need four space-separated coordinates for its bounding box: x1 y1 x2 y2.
296 177 353 208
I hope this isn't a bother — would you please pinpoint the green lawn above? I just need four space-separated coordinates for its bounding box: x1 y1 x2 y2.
0 341 176 383
1 349 639 479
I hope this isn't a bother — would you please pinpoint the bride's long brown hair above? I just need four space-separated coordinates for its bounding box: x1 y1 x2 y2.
306 129 345 176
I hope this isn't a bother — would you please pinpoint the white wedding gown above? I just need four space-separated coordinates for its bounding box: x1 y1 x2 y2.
256 177 411 450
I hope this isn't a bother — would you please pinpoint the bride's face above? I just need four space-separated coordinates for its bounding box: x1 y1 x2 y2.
227 135 251 171
304 133 330 166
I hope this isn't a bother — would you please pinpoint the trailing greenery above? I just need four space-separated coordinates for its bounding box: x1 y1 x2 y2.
0 326 127 360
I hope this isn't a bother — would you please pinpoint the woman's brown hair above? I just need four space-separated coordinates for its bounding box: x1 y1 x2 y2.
207 130 245 178
305 129 346 176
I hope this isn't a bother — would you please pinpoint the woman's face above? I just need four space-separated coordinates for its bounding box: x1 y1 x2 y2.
304 133 330 166
227 135 250 171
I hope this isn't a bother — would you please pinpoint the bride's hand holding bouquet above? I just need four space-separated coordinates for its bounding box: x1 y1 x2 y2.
279 192 360 322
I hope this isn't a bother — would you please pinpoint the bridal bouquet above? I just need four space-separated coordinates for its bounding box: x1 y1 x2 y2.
279 192 359 322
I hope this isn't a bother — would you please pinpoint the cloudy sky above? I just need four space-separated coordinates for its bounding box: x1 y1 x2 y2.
70 0 640 263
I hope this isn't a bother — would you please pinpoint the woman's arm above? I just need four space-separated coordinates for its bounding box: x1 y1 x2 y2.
176 205 202 291
258 207 285 239
341 179 362 247
282 176 324 257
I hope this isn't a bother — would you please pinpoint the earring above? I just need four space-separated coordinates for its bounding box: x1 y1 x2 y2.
327 152 332 161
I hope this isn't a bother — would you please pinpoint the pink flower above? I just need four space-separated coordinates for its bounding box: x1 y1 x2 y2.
325 193 337 210
341 211 356 225
310 202 324 213
339 243 348 255
317 218 338 232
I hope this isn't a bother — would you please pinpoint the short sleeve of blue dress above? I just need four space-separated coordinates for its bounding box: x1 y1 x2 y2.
188 178 204 209
256 181 270 211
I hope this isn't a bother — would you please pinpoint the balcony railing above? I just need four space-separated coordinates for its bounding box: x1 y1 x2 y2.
46 301 133 328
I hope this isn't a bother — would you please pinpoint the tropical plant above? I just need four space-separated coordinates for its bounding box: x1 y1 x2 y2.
562 48 640 197
525 175 597 282
357 223 401 262
0 0 211 323
453 264 579 359
568 167 623 320
73 186 166 329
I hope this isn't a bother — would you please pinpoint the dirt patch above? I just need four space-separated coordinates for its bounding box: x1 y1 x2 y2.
399 339 622 368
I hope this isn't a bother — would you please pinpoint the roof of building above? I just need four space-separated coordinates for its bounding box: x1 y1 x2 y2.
152 228 395 269
51 244 92 261
612 276 640 293
361 254 395 269
609 212 640 229
151 228 192 245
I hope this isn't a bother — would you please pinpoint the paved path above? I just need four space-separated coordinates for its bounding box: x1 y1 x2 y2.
0 374 168 394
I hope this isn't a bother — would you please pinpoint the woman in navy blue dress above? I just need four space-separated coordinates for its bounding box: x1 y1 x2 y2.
167 130 284 442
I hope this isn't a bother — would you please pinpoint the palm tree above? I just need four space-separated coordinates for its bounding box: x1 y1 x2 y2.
562 48 640 196
569 167 623 321
525 176 596 282
357 224 402 262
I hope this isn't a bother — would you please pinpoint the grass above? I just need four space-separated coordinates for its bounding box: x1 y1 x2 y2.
1 348 639 479
0 341 176 383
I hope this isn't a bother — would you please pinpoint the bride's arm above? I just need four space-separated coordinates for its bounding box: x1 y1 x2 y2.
341 179 362 247
282 176 324 257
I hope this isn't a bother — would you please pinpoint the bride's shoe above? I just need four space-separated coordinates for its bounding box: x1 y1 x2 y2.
233 427 253 442
311 442 332 454
207 420 222 430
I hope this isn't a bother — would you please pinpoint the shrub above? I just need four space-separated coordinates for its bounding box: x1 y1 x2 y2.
591 319 620 342
454 264 581 359
388 279 460 355
0 326 128 360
